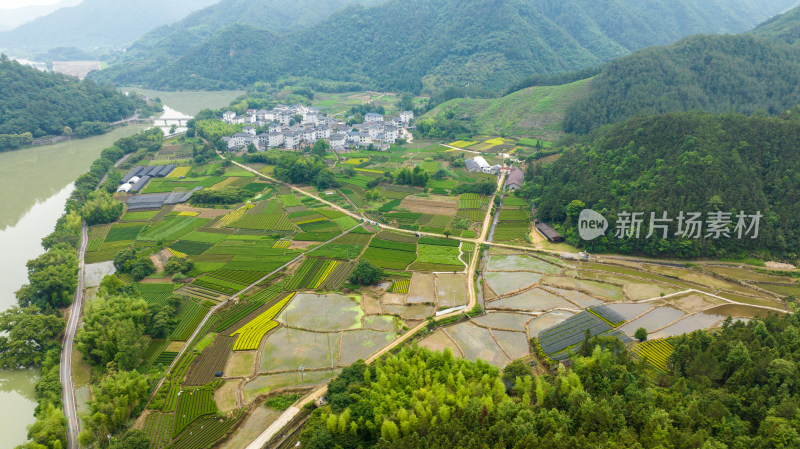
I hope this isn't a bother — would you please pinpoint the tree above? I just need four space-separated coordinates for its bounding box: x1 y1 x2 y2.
80 190 124 225
348 261 383 285
246 142 257 153
79 369 150 447
502 359 530 383
635 327 648 342
0 306 65 368
16 246 78 310
164 257 194 275
75 292 149 370
110 430 150 449
311 139 330 158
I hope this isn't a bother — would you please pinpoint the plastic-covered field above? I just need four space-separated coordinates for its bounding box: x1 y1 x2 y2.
537 311 611 355
406 273 436 304
489 288 575 312
436 273 468 309
485 272 543 296
619 306 686 336
543 287 603 307
604 303 655 320
339 330 396 365
446 322 511 368
493 330 530 360
487 255 562 274
649 312 727 340
242 370 340 403
382 304 434 320
543 276 625 300
472 312 532 332
419 330 463 356
276 293 363 331
260 328 340 371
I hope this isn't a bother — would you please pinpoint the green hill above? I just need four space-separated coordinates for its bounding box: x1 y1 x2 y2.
113 0 383 70
525 110 800 259
562 34 800 134
418 79 591 139
752 4 800 45
0 55 138 149
93 0 798 92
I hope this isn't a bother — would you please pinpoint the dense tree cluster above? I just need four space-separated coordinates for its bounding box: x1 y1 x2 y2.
78 369 151 447
0 55 137 147
113 247 156 281
245 150 338 190
563 35 800 133
191 186 250 205
395 166 429 188
348 261 383 285
525 111 800 259
302 312 800 448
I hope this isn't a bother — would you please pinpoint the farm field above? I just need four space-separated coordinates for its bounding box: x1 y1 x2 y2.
74 127 799 449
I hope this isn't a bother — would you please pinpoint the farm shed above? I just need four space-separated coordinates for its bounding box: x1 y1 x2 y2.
465 159 481 172
505 167 524 191
535 222 564 243
473 156 490 170
126 187 201 210
129 175 152 193
117 183 132 193
120 166 143 183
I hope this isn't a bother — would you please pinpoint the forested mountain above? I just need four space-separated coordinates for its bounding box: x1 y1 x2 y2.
0 0 219 54
525 111 800 259
561 34 800 134
115 0 383 67
0 56 137 149
301 314 800 448
752 4 800 44
92 0 799 92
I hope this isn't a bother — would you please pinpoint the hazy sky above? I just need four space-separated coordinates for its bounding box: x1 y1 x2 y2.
0 0 65 9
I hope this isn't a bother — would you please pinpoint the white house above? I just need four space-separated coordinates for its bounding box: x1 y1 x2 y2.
243 126 257 136
303 128 316 142
268 133 284 148
359 133 372 145
383 125 399 143
268 122 282 134
222 111 236 123
365 112 384 123
330 133 347 149
315 127 331 140
284 132 300 149
400 110 414 123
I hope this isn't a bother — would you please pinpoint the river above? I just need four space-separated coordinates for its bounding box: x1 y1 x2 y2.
0 89 242 448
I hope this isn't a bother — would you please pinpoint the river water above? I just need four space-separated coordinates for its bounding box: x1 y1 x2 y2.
0 90 241 448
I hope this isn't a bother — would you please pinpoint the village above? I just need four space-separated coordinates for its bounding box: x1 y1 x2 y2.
220 104 414 152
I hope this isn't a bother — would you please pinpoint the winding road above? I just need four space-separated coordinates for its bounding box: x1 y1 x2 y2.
62 221 87 449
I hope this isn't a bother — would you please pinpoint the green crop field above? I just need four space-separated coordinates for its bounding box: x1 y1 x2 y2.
362 247 417 270
138 216 208 242
416 244 462 266
171 301 209 340
134 283 175 305
278 194 303 207
173 387 218 437
368 238 417 253
105 223 145 242
170 240 213 255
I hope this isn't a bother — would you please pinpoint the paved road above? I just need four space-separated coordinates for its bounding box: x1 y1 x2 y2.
62 221 88 449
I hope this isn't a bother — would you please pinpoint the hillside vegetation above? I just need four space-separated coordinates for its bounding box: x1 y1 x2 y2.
93 0 798 92
0 56 138 149
752 4 800 45
562 34 800 133
525 111 800 259
114 0 383 69
419 79 591 139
